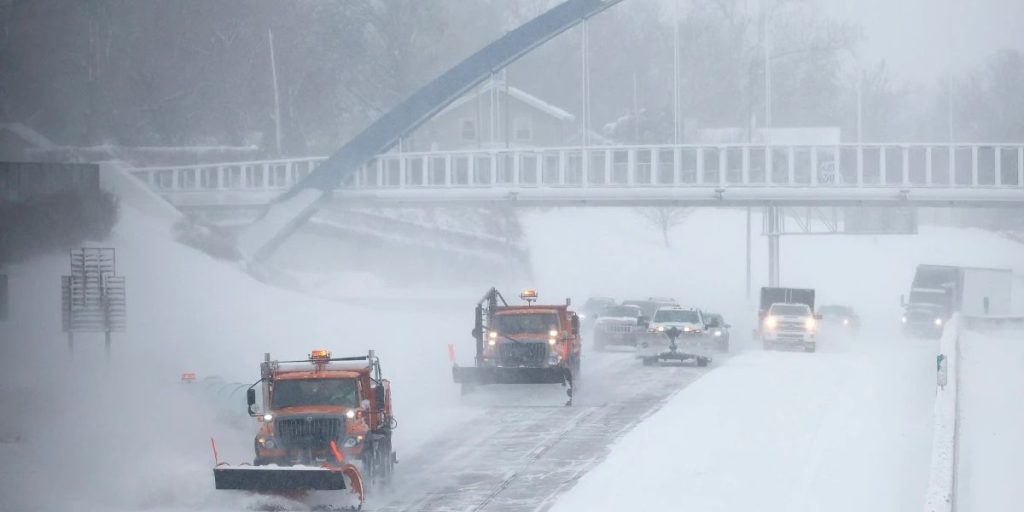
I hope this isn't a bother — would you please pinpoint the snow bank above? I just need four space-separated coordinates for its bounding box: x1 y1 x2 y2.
956 324 1024 511
923 316 960 512
551 336 937 512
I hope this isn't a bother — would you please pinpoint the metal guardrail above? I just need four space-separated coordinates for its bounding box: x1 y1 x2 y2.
128 144 1024 203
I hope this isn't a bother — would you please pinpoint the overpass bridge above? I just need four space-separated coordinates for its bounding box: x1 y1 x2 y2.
131 142 1024 209
128 142 1024 287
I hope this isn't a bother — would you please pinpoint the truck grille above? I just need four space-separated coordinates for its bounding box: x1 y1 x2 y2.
496 342 547 367
778 321 806 332
598 323 634 334
275 417 344 448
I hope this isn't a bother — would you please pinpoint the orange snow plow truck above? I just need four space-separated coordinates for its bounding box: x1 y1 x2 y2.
451 288 581 405
212 349 396 505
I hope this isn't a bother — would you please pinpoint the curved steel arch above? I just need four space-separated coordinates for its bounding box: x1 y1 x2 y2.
238 0 625 261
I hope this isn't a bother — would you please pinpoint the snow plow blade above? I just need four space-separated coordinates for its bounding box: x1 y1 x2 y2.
453 366 570 385
213 466 347 491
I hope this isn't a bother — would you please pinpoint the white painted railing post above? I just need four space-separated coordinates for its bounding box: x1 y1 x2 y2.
585 147 593 187
856 145 864 187
696 148 704 185
604 149 612 185
1018 146 1024 188
399 155 407 188
926 147 934 186
810 147 818 186
742 146 750 185
445 154 452 186
719 147 727 185
622 148 630 186
995 147 1002 186
651 149 660 186
971 146 979 186
949 145 956 187
673 147 682 185
879 146 887 185
902 146 910 186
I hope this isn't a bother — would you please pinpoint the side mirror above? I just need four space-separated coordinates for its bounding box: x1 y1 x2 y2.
246 388 257 416
571 314 580 335
375 384 386 409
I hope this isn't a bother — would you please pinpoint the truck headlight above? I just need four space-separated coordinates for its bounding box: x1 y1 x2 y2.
804 318 816 330
258 436 277 449
842 318 849 326
345 410 356 419
656 325 665 332
343 436 362 448
263 413 273 422
901 316 907 324
764 316 778 329
934 318 943 326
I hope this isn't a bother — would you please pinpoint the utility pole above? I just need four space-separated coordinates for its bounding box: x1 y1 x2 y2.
856 69 863 144
672 0 681 144
746 207 752 299
632 72 640 143
581 20 591 147
268 28 282 157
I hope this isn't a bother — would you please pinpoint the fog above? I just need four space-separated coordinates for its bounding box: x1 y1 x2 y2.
2 1 1023 511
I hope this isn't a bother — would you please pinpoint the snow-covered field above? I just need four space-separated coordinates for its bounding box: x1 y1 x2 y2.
2 202 1023 511
957 326 1024 511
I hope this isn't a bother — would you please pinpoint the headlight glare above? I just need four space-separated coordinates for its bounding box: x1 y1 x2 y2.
934 318 943 326
343 437 359 448
263 413 273 422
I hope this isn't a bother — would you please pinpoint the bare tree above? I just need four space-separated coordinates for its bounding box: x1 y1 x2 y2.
635 207 692 248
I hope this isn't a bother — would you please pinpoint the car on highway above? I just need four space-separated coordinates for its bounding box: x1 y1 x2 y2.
592 304 645 351
704 313 731 352
818 304 860 332
622 297 679 324
580 296 616 331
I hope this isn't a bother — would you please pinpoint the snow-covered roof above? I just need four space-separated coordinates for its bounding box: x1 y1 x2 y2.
0 122 58 149
437 81 575 121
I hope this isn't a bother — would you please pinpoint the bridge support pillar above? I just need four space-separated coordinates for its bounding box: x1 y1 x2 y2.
765 206 781 287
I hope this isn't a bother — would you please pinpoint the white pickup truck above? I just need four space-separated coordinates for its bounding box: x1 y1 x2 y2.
762 302 818 352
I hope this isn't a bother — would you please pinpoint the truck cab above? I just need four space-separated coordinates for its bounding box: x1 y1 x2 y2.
246 350 395 485
452 288 582 404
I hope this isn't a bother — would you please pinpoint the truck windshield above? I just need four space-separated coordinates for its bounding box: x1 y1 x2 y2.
909 290 948 307
653 309 701 323
600 306 640 318
770 304 811 316
272 378 358 409
493 313 559 335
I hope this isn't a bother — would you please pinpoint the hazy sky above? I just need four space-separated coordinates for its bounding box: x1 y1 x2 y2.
820 0 1024 82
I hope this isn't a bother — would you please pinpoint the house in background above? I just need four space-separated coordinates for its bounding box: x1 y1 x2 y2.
407 78 576 151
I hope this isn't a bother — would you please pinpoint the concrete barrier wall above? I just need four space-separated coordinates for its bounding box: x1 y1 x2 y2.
924 315 960 512
0 161 99 201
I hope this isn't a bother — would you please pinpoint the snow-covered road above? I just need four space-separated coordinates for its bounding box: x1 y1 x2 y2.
371 349 713 512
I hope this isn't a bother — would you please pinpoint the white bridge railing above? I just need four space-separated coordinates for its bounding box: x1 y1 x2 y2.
127 143 1024 206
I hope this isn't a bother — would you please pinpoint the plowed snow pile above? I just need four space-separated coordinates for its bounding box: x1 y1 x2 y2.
957 328 1024 511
